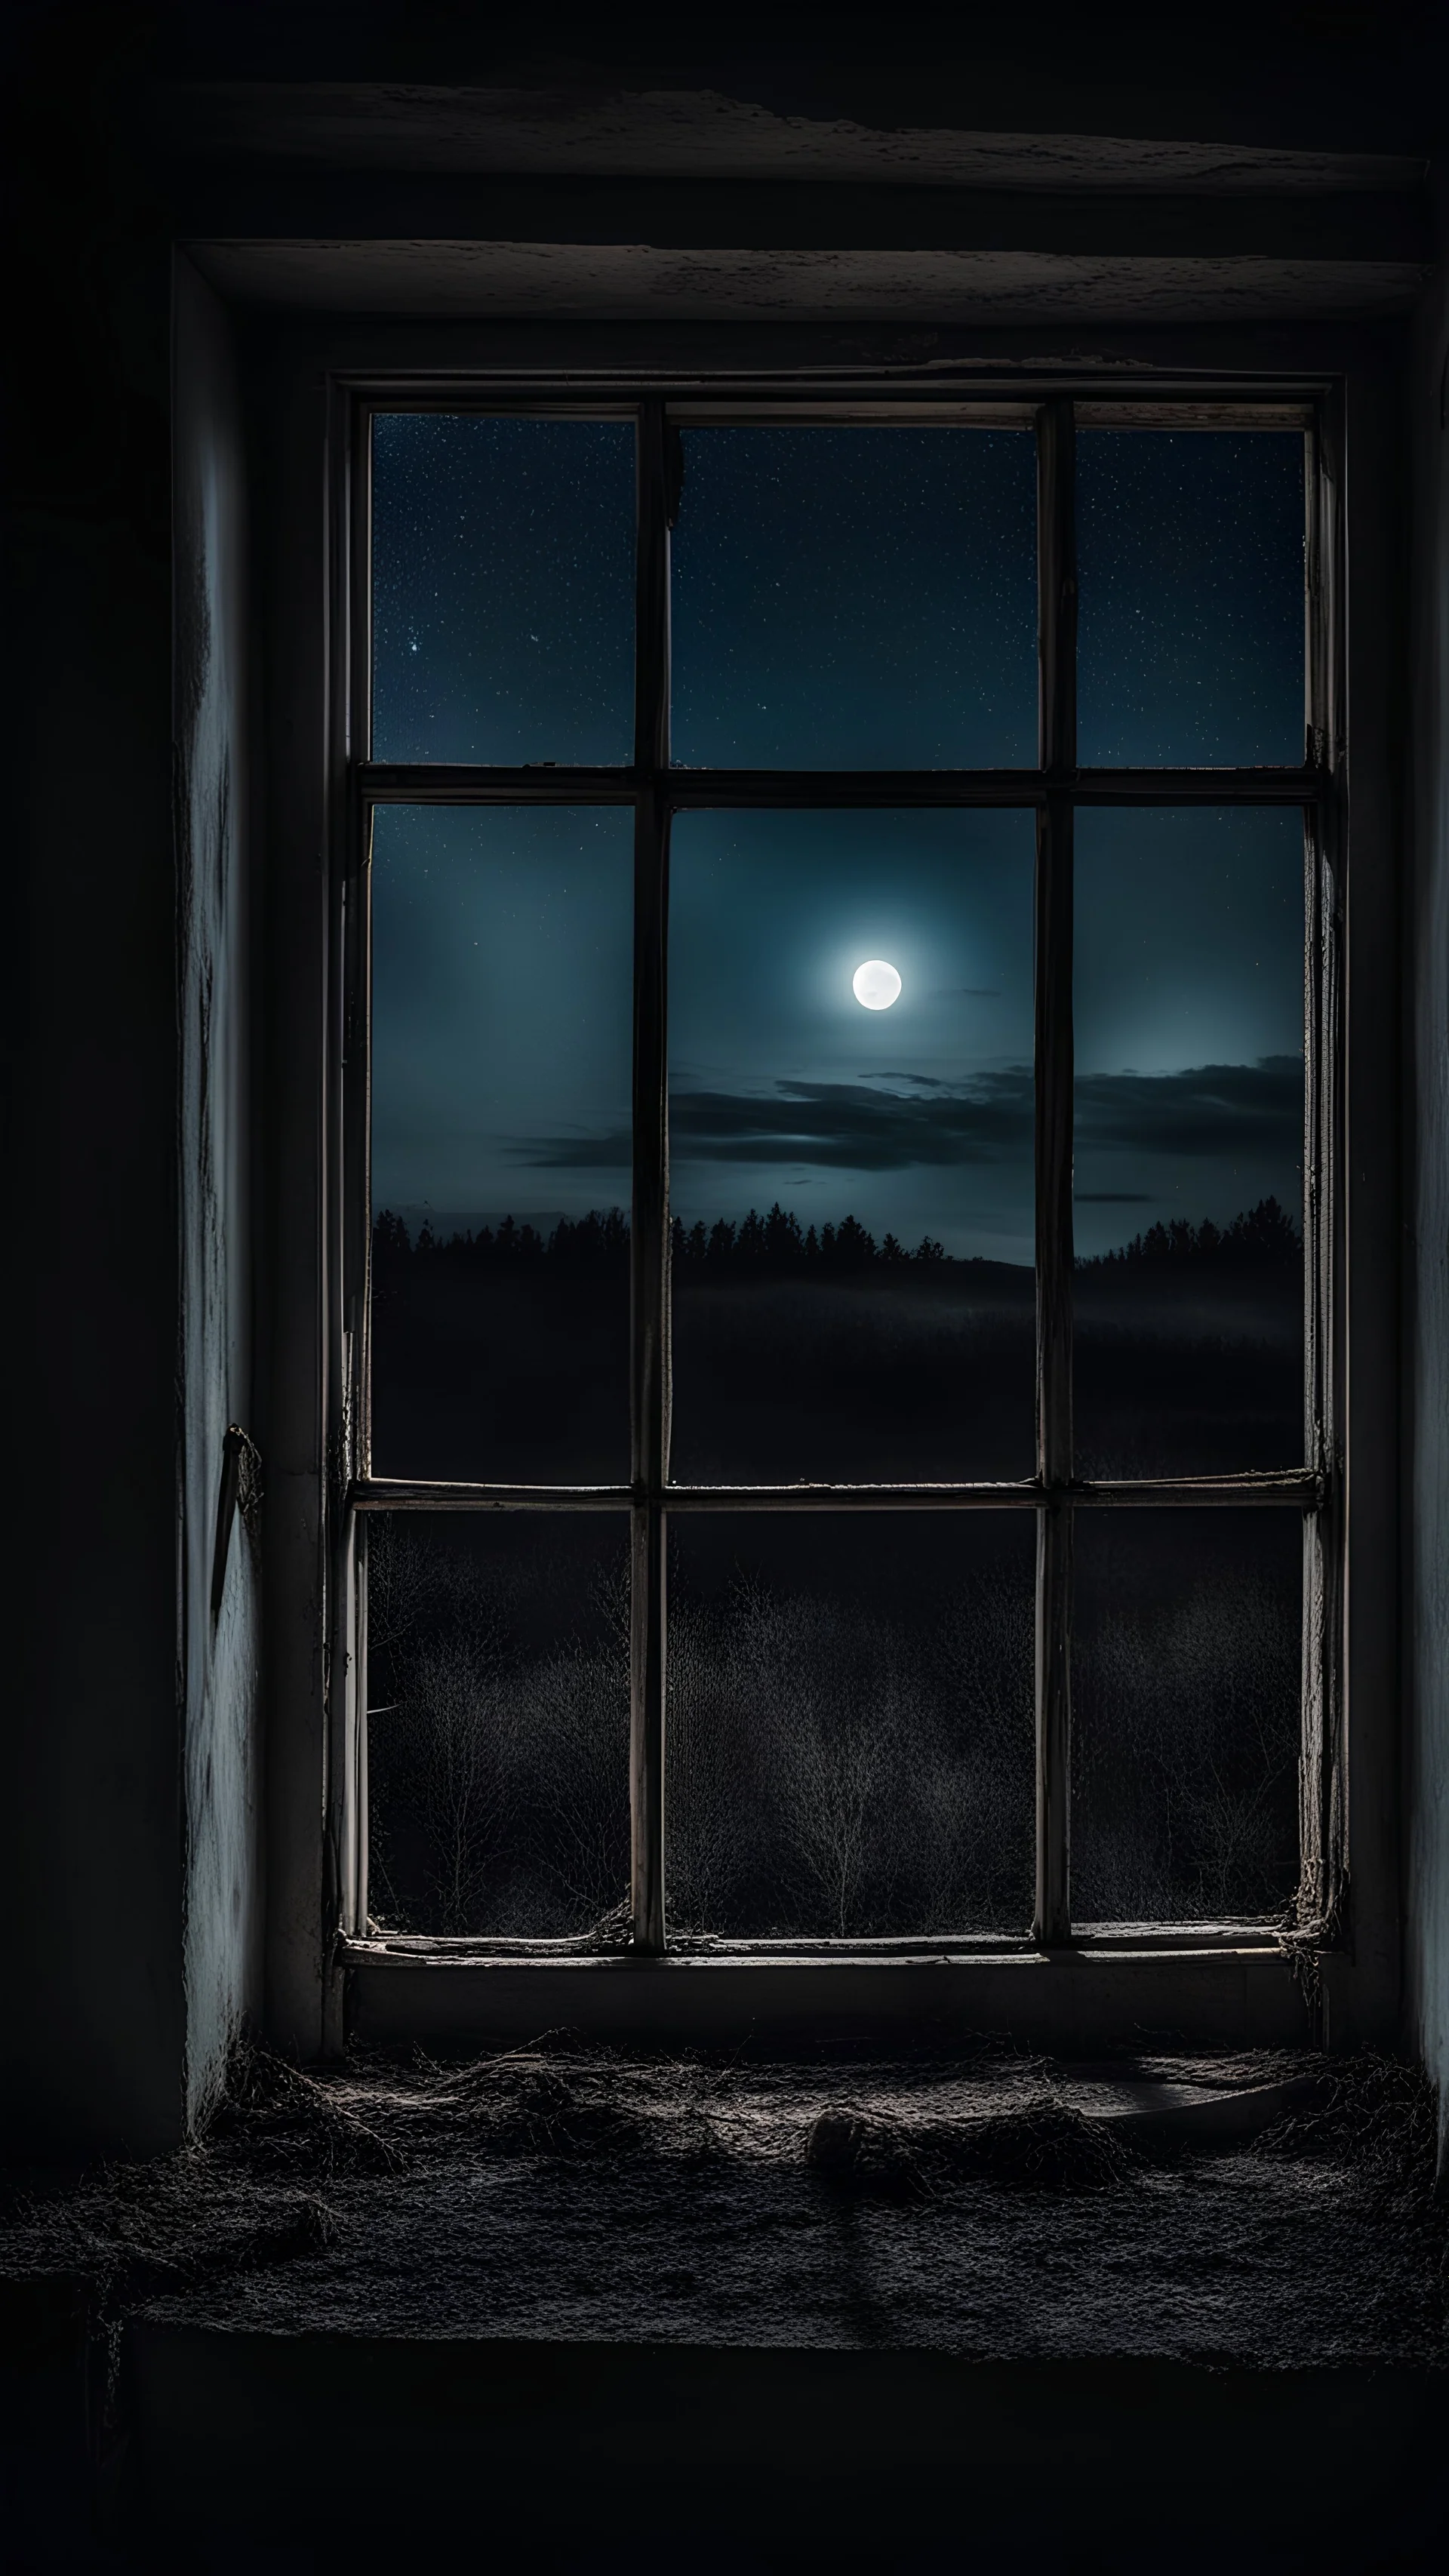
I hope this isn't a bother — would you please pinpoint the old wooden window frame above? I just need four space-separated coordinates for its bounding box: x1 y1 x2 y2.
329 380 1343 1977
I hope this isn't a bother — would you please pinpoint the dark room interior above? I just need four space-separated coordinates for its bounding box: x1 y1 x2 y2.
4 2 1448 2565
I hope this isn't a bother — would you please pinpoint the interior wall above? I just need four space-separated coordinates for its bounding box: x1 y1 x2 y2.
254 334 331 2067
173 254 263 2128
2 169 264 2158
1404 167 1449 2168
5 9 1441 2148
5 88 184 2155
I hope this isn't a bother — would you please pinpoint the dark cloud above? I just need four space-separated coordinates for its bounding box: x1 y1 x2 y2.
670 1074 1035 1170
518 1070 1031 1173
1075 1054 1303 1160
518 1128 633 1171
520 1055 1302 1177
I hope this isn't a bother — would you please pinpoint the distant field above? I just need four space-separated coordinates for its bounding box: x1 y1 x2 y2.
371 1262 631 1482
672 1263 1035 1482
1075 1263 1303 1478
372 1254 1301 1486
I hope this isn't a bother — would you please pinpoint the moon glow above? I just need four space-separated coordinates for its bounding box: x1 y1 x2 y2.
852 959 903 1011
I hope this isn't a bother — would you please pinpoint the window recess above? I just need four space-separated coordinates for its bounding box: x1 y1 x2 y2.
337 387 1337 1973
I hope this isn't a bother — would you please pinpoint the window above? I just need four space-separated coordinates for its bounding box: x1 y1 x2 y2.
338 393 1336 1962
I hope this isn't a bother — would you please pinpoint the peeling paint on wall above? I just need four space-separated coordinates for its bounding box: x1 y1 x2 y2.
174 254 262 2131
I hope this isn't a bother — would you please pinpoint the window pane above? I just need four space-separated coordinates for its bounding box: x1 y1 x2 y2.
669 810 1036 1483
666 1515 1035 1937
671 428 1037 768
1072 1510 1302 1925
1078 430 1305 768
1074 808 1305 1478
371 415 635 764
366 1515 629 1937
369 806 632 1482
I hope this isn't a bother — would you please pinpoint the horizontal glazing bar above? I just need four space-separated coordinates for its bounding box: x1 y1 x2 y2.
663 1481 1040 1510
357 395 1312 436
352 1470 1321 1513
358 762 1327 810
361 765 637 804
352 1479 634 1511
666 402 1039 426
346 380 1324 417
362 399 642 422
1071 768 1324 805
1076 1470 1321 1508
672 771 1042 806
336 1924 1287 1967
1072 402 1315 430
672 1471 1324 1510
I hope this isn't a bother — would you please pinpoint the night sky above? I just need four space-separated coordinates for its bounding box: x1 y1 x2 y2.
371 417 1306 1260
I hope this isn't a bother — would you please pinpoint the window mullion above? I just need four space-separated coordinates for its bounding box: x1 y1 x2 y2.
1034 395 1076 1950
630 400 672 1954
326 389 372 2009
1298 402 1344 1935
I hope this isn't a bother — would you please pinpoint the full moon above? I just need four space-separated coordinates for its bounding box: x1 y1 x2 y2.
852 959 902 1011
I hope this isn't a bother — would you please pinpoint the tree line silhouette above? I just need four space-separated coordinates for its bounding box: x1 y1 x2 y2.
374 1192 1300 1282
1075 1196 1300 1271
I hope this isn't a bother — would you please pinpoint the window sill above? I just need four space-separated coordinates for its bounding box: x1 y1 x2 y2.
340 1928 1310 2052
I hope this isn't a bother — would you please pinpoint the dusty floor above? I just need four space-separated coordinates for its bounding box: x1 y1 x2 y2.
3 2042 1445 2367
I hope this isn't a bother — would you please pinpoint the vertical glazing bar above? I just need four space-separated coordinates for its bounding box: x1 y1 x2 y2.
353 409 377 1481
630 401 671 1953
1298 402 1345 1944
1034 396 1076 1948
355 1513 369 1936
346 414 377 1990
1300 805 1340 1934
1299 423 1327 1921
324 382 369 2042
340 411 374 1953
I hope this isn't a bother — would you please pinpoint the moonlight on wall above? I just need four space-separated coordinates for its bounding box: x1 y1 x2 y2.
852 959 902 1010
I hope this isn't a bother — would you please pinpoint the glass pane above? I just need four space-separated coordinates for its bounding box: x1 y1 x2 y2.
1072 1510 1302 1925
667 1515 1035 1937
371 414 635 764
671 427 1037 768
669 810 1036 1482
366 1515 629 1936
370 806 632 1482
1074 808 1305 1479
1078 429 1305 768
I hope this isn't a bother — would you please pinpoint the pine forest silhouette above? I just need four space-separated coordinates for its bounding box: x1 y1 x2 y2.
371 1193 1304 1486
374 1190 1300 1282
